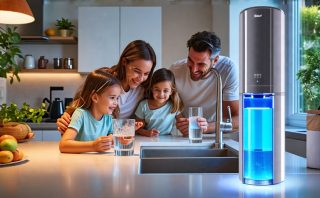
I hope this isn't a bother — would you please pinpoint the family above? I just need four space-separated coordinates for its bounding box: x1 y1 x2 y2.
57 31 239 153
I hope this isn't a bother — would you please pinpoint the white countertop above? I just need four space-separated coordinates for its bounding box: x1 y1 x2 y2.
1 135 319 198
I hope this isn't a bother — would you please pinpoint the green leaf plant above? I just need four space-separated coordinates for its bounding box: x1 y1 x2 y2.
0 26 23 84
0 102 47 125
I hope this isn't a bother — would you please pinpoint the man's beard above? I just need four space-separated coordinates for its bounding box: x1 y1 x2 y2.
190 67 213 81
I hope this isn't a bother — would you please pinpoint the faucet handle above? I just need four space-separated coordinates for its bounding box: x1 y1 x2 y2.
226 106 232 123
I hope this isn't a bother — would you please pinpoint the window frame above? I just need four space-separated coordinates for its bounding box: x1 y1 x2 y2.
285 0 307 128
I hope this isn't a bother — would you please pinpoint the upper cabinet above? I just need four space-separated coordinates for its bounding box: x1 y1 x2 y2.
78 7 161 73
120 7 162 64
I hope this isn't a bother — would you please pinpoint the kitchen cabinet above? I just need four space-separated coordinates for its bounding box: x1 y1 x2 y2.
32 130 43 141
42 130 62 141
78 7 161 73
31 130 61 141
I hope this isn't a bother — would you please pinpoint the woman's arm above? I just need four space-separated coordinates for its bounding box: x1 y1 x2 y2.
59 128 113 153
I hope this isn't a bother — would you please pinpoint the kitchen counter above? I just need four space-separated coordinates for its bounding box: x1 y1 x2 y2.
1 136 320 198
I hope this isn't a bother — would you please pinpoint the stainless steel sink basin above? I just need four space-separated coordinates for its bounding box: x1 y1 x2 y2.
139 144 239 174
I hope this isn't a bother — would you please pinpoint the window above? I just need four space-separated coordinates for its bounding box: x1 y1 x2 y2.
286 0 320 127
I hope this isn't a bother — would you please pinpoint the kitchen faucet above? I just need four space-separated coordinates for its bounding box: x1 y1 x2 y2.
210 68 233 149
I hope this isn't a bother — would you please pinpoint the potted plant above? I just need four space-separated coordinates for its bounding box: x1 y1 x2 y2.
55 17 75 37
0 26 23 84
0 102 46 142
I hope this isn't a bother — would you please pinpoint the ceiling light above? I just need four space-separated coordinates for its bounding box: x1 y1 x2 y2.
0 0 35 24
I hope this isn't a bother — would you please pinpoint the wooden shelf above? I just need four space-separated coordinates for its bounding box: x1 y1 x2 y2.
20 36 77 44
20 69 78 73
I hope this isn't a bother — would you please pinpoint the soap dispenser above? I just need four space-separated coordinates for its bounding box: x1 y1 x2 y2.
239 7 285 185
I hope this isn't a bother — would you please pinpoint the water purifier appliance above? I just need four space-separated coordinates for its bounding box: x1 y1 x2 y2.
239 7 285 185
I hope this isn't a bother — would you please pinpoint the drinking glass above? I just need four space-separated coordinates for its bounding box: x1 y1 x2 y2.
189 107 203 143
113 119 135 156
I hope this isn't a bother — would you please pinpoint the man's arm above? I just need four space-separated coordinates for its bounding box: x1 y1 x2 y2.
205 100 239 133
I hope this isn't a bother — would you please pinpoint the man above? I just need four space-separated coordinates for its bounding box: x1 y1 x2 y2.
170 31 239 136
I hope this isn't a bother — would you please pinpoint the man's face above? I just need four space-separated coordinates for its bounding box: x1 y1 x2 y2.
187 47 213 81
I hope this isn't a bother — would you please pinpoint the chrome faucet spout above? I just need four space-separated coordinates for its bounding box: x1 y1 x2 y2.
211 68 232 149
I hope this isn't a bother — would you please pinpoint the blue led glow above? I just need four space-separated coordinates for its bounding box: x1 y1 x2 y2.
243 93 274 181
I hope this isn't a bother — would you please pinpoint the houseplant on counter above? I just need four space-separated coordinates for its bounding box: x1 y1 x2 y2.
55 17 75 37
0 26 23 84
0 102 46 142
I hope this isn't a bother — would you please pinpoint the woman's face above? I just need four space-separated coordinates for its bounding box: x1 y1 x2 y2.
124 59 153 89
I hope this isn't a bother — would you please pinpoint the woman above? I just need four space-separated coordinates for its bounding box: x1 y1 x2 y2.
57 40 157 133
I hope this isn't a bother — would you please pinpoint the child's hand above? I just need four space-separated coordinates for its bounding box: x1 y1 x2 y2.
146 129 160 137
93 136 113 152
197 117 208 132
176 116 189 137
135 121 144 131
118 136 134 145
107 134 114 145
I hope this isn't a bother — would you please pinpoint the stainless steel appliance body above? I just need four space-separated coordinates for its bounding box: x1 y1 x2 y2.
239 6 285 185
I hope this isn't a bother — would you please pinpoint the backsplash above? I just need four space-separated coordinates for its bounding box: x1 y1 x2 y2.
6 73 86 108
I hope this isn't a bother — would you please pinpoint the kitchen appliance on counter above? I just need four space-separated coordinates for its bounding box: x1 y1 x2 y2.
38 56 48 69
49 98 64 120
239 7 285 185
64 98 73 110
42 86 64 121
24 54 35 69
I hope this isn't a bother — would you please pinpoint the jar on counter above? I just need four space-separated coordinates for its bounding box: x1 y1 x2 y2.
53 58 63 69
63 58 74 69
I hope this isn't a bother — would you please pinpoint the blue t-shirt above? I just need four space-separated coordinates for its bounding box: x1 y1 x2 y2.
134 99 180 135
68 108 113 141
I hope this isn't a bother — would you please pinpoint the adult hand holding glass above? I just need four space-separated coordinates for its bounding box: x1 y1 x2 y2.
175 111 208 138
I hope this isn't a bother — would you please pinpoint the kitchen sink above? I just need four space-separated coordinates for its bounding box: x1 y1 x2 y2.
139 144 239 174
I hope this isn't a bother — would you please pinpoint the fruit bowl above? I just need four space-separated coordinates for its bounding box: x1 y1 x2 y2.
0 157 28 166
0 122 32 140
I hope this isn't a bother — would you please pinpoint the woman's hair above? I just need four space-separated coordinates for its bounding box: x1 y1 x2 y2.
146 68 184 113
108 40 157 88
71 68 121 117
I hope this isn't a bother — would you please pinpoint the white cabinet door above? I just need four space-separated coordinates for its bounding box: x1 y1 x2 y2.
78 7 120 73
120 7 162 67
43 130 61 141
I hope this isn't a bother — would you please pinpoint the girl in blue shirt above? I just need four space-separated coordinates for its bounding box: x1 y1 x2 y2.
59 69 121 153
135 68 184 136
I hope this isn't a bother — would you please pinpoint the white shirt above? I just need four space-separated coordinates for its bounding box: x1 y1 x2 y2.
169 56 239 122
119 86 145 118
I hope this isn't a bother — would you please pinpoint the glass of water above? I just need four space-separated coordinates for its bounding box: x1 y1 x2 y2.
112 119 135 156
189 107 203 143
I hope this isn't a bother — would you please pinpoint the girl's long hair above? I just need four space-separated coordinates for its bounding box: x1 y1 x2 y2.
146 68 184 113
71 68 121 117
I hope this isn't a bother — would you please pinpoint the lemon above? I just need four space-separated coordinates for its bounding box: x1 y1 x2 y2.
0 151 13 163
